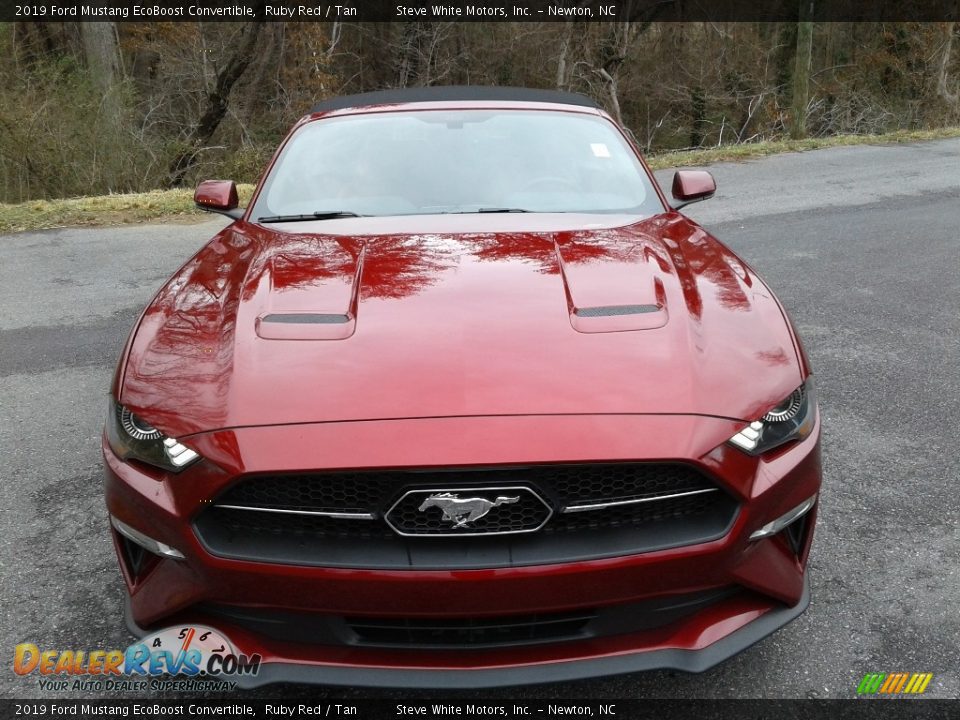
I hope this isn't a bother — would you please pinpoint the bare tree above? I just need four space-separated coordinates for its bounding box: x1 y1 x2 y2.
580 22 649 124
937 22 958 105
556 22 574 89
393 22 453 87
167 13 266 187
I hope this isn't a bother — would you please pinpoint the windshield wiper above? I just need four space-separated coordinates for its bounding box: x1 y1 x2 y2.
257 211 362 223
476 207 530 213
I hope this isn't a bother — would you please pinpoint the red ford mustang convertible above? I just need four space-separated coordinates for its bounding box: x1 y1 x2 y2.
103 87 821 687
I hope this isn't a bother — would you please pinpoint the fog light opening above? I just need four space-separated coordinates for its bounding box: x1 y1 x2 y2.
115 531 163 587
110 516 185 560
118 533 148 575
749 495 817 542
785 512 811 555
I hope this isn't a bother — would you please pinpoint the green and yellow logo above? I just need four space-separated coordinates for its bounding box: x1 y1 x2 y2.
857 672 933 695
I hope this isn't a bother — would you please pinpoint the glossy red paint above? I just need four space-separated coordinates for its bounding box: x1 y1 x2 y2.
194 179 239 212
105 94 821 686
118 212 802 438
672 170 717 203
103 411 820 677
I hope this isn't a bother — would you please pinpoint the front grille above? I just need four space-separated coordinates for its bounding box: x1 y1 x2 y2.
194 463 739 569
542 463 713 505
214 463 717 517
547 489 722 534
216 471 390 514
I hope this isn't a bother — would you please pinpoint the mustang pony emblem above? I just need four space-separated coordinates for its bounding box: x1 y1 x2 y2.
418 493 520 528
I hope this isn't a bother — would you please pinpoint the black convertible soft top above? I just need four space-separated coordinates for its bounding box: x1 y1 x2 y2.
311 86 601 113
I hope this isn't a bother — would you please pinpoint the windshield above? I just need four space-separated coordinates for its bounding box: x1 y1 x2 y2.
251 109 664 220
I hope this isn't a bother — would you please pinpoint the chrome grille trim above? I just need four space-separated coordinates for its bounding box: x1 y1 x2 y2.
214 504 375 520
562 487 719 514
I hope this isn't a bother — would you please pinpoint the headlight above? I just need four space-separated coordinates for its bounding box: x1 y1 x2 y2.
728 380 816 456
106 399 200 472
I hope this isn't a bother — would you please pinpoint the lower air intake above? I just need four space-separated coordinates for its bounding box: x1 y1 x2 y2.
347 610 595 648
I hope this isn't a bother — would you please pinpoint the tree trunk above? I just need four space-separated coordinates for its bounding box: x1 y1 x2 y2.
690 86 707 146
937 22 958 104
80 22 120 92
791 5 814 139
556 22 574 89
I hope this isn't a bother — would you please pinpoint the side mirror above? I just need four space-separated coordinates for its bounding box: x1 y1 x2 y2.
194 180 243 220
671 170 716 210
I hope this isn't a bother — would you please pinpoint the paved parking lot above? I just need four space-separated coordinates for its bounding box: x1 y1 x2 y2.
1 139 958 700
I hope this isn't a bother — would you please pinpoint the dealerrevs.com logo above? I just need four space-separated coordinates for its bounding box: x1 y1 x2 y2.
857 672 934 695
14 625 260 692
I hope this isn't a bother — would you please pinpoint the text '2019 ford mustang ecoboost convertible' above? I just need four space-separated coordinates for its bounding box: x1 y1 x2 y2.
103 86 821 688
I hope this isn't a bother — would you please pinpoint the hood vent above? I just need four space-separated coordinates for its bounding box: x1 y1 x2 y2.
256 312 356 340
262 313 350 325
574 304 660 318
255 244 365 341
554 238 669 334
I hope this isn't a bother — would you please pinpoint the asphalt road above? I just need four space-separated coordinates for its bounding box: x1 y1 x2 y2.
1 139 958 701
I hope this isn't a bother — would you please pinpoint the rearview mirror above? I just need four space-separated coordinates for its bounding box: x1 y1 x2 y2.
194 180 243 220
671 170 716 210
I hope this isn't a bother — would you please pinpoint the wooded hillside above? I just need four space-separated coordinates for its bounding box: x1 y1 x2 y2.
2 21 958 203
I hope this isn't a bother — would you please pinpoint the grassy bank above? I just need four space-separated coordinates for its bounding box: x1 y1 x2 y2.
2 127 959 234
0 185 257 234
644 127 960 170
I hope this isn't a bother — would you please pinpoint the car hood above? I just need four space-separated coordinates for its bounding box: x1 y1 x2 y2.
120 213 804 437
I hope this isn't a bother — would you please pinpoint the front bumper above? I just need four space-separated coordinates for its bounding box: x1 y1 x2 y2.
104 413 821 688
123 576 810 688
